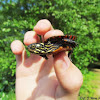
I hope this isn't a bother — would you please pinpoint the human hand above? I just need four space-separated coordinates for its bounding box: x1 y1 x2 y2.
11 19 83 100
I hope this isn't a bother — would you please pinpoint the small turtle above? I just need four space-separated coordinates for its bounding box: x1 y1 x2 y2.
27 35 77 59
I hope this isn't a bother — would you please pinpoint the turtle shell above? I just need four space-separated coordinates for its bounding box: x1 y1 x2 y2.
44 35 77 48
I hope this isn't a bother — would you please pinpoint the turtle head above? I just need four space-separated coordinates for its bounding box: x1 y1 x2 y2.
27 43 36 53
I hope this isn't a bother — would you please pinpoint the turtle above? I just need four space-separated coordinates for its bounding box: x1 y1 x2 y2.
27 35 77 59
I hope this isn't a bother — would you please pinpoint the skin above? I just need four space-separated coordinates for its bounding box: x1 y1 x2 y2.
11 19 83 100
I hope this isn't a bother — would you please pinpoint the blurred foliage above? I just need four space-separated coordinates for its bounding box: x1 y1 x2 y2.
0 0 100 94
0 89 15 100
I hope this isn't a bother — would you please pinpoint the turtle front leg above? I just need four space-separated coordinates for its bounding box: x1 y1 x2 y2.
40 54 48 60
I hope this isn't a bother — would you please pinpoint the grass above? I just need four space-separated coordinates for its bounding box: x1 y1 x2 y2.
78 71 98 100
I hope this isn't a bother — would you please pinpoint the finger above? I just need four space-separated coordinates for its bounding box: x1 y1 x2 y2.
24 31 38 46
24 31 42 58
54 52 83 93
34 19 53 35
11 40 27 65
44 30 64 40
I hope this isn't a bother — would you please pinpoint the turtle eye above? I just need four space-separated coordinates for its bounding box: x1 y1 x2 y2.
27 44 35 50
31 44 35 48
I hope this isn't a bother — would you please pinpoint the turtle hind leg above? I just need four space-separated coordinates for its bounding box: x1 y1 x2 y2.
40 55 48 60
68 50 73 61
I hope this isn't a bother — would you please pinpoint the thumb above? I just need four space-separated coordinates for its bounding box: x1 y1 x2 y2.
54 52 83 93
11 40 27 66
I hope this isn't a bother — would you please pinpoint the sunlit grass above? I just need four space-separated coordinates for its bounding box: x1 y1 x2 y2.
79 71 98 100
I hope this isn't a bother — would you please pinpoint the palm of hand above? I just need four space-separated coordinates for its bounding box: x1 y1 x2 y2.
16 54 59 100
